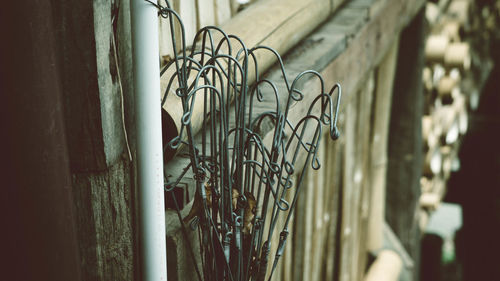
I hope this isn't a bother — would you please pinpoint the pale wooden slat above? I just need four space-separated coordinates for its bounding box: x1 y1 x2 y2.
310 139 326 281
196 0 216 29
339 85 358 281
353 71 375 281
158 0 175 62
292 171 307 281
215 0 232 25
366 36 400 252
301 167 315 281
323 134 344 280
178 0 198 48
282 198 294 281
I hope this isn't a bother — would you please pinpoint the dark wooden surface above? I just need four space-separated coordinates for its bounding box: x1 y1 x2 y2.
50 1 137 280
51 0 106 172
386 8 426 281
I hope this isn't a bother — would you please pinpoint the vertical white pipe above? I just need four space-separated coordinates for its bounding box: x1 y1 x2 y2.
130 1 168 280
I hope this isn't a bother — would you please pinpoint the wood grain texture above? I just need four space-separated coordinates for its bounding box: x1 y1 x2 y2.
197 0 216 29
163 0 426 279
366 36 400 252
215 0 232 25
50 1 138 280
51 0 106 172
355 71 375 281
159 0 175 60
72 158 134 281
323 133 344 281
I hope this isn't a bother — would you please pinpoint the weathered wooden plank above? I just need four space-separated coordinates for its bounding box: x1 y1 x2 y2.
366 36 400 252
355 71 375 281
292 171 307 281
197 0 216 29
348 0 388 19
49 1 137 281
342 72 375 281
310 139 327 281
302 166 315 281
159 0 174 62
214 0 232 25
322 132 345 281
338 84 358 281
93 0 129 167
327 5 370 42
72 158 134 281
261 2 426 278
282 195 295 281
178 0 198 48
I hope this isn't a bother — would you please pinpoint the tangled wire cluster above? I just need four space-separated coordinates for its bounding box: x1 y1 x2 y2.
154 1 342 280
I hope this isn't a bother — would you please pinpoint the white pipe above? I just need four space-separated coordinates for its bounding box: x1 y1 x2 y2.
130 1 168 280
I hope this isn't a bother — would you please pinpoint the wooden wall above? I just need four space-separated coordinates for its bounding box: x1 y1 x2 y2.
282 38 400 281
162 0 427 280
51 0 137 280
42 0 427 280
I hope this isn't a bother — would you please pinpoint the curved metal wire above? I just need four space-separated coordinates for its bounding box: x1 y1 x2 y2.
151 1 343 280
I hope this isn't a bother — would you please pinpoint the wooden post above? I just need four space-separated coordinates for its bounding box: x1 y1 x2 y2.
338 81 359 281
386 7 426 280
323 132 344 281
367 36 400 252
49 1 137 280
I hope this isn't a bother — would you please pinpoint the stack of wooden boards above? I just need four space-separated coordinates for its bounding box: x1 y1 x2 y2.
419 0 497 230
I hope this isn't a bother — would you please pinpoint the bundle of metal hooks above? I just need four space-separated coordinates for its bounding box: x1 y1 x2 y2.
149 1 343 280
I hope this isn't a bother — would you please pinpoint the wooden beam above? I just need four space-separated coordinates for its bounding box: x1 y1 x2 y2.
49 1 137 280
51 0 107 172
